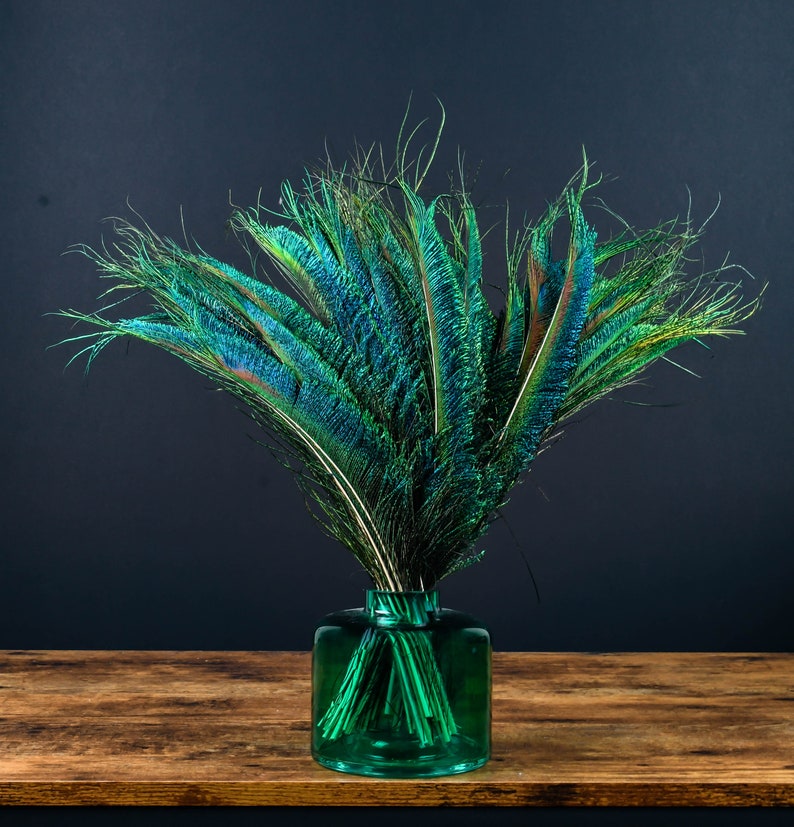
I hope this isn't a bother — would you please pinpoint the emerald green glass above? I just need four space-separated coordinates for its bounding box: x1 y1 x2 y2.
311 590 491 777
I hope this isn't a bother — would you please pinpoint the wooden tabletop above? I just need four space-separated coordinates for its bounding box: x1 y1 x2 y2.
0 650 791 807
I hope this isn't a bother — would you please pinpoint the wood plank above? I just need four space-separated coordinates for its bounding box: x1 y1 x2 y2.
0 651 792 806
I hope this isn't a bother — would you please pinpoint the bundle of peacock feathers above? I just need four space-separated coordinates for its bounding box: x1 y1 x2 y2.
60 124 757 593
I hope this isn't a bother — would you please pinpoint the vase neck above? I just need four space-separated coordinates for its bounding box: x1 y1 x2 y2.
365 590 439 627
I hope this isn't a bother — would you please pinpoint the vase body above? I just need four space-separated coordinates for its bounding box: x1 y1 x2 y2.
311 589 491 777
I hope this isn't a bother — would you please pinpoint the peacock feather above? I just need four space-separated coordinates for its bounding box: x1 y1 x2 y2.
58 122 759 594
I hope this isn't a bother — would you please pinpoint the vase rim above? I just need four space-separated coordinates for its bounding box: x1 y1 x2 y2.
366 588 438 595
365 589 440 624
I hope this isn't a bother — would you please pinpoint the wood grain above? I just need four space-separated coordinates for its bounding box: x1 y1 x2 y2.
0 651 792 806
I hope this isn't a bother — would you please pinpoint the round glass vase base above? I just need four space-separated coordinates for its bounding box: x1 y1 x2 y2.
313 733 488 778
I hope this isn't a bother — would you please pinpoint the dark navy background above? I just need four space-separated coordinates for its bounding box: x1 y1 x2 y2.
1 1 792 823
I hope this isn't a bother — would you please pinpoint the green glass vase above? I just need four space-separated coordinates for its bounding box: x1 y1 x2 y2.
311 590 491 777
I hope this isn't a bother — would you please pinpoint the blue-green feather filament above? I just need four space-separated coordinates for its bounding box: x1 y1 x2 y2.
59 146 758 591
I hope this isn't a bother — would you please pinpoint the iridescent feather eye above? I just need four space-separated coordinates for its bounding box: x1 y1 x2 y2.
58 122 759 591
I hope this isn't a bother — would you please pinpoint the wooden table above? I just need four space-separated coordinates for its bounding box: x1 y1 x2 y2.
0 651 791 807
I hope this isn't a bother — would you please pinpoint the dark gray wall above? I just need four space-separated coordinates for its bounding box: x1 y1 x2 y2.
2 1 792 653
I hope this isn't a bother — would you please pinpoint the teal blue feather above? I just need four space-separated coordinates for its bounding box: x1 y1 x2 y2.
57 140 758 590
